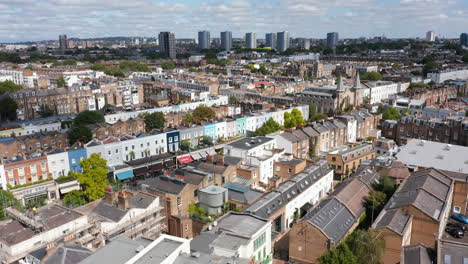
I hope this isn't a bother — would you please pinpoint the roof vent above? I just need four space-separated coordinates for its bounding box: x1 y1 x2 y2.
191 252 201 258
135 245 144 253
436 155 444 160
444 144 451 151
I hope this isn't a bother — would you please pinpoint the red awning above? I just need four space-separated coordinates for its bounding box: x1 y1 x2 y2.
177 155 193 164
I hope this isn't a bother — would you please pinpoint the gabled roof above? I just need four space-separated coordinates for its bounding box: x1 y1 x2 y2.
279 132 300 143
302 126 319 137
373 208 411 235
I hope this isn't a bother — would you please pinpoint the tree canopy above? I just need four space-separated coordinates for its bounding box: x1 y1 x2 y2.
319 243 358 264
182 113 194 126
0 80 22 94
192 105 216 121
361 72 383 81
63 190 88 208
38 104 55 118
142 112 165 131
73 110 105 126
284 109 305 128
254 118 283 136
74 154 109 201
57 76 66 88
68 125 93 145
0 97 18 122
382 107 402 120
161 61 176 70
0 190 23 220
346 230 385 264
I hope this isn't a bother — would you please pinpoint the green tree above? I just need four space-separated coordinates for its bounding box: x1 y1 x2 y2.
73 110 105 126
68 125 93 144
374 173 397 197
382 107 401 120
361 72 383 81
161 61 176 70
309 104 316 121
0 190 23 220
365 191 387 222
63 190 88 207
0 97 18 121
57 76 66 88
182 113 194 125
75 154 109 201
193 105 216 121
284 112 295 128
229 96 238 105
319 243 358 264
0 80 22 94
346 230 385 264
254 118 282 136
291 109 305 126
37 104 55 118
143 112 165 131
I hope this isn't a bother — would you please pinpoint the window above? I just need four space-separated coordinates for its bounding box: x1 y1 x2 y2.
331 157 336 162
169 137 173 143
254 232 266 251
288 168 292 174
177 197 182 207
276 166 281 172
174 136 178 141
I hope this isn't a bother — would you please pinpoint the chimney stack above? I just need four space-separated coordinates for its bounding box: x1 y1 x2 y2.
206 155 213 163
117 190 130 210
104 186 116 205
216 156 224 166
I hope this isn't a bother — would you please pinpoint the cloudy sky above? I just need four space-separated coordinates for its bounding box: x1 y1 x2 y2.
1 0 467 42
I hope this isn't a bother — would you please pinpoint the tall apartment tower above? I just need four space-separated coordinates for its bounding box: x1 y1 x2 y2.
300 38 311 50
245 32 256 49
220 31 232 51
198 30 210 50
265 33 277 49
59 34 68 54
326 32 339 47
277 31 289 52
460 33 468 47
426 31 436 42
158 32 176 59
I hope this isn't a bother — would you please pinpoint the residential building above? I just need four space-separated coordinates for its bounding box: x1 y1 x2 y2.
427 68 468 84
265 33 276 49
460 33 468 47
191 212 272 263
289 166 379 263
274 130 309 159
0 204 90 263
396 139 468 174
46 148 70 179
426 30 436 42
59 34 68 54
326 143 376 180
277 31 289 52
220 31 232 51
245 32 256 49
273 154 307 183
159 31 176 59
198 30 210 50
326 32 339 47
373 138 399 156
371 169 453 263
2 153 50 189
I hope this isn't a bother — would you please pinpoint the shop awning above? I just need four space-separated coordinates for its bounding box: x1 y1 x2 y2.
133 167 148 177
164 160 175 168
199 151 208 158
177 155 194 164
59 184 80 194
116 170 135 181
149 163 163 172
191 152 202 160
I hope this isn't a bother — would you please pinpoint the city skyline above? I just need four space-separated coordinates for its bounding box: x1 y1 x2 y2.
1 0 468 42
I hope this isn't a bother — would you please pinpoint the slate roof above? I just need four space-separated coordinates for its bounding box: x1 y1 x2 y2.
403 244 433 264
292 130 309 141
80 236 149 264
373 209 411 235
43 244 92 264
384 169 452 222
139 175 186 195
279 132 300 143
304 197 357 243
302 126 319 137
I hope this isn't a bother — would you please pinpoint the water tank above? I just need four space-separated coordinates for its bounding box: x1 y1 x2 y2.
199 185 228 208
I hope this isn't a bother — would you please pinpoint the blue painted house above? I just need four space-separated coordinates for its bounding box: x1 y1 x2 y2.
67 146 87 173
166 129 180 152
235 117 247 135
203 123 216 142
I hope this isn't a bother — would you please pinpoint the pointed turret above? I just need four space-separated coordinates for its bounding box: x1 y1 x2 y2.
337 75 345 92
354 72 362 89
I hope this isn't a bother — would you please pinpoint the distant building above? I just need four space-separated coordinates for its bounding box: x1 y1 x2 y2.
158 31 176 59
326 32 339 47
426 31 436 42
220 31 232 51
265 33 276 49
460 33 468 47
245 32 256 49
277 31 289 52
59 34 68 54
299 38 310 50
198 30 210 50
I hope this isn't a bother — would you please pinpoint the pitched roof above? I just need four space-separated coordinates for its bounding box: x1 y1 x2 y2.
373 208 411 235
140 176 187 195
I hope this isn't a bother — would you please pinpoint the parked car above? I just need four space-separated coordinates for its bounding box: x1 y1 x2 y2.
446 226 464 238
447 222 468 232
452 213 468 224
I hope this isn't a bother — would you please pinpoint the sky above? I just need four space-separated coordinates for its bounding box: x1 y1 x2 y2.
1 0 468 42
